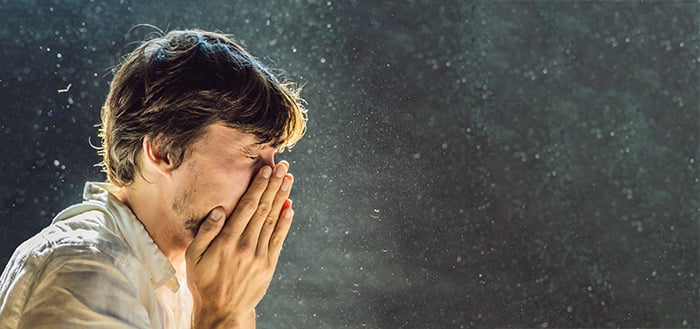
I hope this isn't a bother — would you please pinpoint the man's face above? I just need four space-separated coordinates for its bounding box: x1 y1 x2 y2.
166 123 277 246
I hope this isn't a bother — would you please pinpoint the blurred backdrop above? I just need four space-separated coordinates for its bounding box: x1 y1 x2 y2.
0 1 698 328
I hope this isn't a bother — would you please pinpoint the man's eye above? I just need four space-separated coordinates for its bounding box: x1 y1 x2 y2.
246 154 258 161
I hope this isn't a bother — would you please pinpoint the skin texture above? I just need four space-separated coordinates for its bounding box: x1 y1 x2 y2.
114 123 295 328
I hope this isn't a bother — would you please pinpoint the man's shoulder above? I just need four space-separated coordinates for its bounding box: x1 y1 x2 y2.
0 208 155 329
14 208 131 268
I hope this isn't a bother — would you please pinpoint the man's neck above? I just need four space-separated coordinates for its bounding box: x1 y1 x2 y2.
112 182 186 268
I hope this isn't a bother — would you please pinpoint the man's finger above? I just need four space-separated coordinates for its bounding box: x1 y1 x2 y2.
257 174 293 253
243 163 288 247
282 199 292 211
221 165 273 237
186 207 225 264
268 205 294 264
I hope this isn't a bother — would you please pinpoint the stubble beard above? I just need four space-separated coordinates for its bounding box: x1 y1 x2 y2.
172 188 205 239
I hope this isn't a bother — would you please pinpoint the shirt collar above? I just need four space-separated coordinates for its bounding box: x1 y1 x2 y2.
82 182 180 292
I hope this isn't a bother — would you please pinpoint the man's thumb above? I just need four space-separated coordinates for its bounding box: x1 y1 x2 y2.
208 207 225 222
187 207 226 261
199 207 225 235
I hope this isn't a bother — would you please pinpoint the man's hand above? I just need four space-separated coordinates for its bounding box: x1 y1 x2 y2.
186 162 295 329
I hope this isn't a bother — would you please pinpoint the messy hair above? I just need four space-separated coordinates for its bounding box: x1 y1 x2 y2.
98 29 307 186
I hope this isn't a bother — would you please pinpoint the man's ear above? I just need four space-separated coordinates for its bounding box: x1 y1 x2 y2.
142 135 175 177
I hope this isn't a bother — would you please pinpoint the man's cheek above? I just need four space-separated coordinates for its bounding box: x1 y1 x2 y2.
230 186 248 208
243 169 259 190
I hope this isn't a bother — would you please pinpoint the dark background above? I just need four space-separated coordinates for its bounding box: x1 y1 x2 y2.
1 0 698 328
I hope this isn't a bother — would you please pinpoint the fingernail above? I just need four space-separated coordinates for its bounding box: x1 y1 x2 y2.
283 208 294 219
262 166 272 178
209 208 224 221
281 177 291 191
275 164 287 178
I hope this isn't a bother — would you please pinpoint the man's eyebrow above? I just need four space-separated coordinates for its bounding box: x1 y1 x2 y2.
256 139 279 148
243 141 272 150
240 144 260 152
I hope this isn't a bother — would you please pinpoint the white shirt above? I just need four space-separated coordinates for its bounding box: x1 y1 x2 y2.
0 182 192 328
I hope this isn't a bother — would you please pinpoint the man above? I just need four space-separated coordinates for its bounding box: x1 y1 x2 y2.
0 29 307 328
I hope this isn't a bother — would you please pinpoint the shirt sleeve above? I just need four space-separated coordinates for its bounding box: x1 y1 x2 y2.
16 248 153 329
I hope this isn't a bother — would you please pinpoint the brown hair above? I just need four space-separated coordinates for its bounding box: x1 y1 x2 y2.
98 29 307 186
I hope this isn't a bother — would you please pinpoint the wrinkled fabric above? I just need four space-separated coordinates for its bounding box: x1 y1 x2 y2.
0 182 192 329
